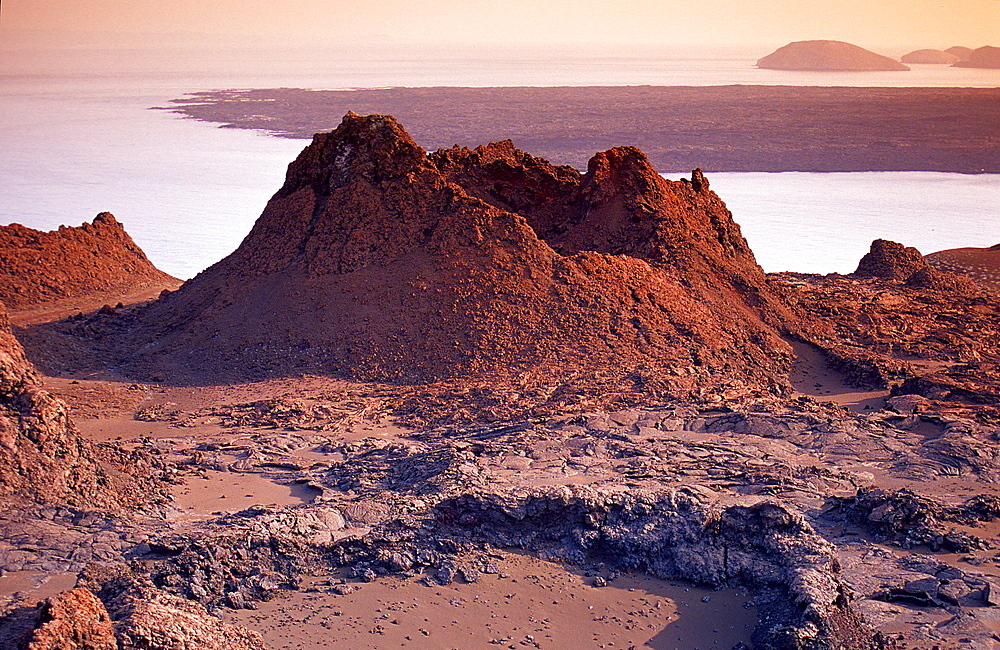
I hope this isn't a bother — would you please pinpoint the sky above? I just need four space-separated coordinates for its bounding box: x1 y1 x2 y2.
2 0 998 50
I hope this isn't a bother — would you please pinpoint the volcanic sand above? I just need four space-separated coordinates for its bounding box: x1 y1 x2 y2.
787 340 889 412
228 553 757 650
926 246 1000 292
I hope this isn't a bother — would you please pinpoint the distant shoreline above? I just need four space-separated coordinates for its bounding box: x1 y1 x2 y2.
163 85 1000 173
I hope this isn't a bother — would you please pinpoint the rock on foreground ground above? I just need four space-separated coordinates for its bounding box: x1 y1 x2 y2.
0 301 163 510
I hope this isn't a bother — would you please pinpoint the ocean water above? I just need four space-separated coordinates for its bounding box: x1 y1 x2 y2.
707 172 1000 274
1 41 998 278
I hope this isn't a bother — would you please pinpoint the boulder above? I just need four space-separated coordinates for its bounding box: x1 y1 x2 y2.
25 588 116 650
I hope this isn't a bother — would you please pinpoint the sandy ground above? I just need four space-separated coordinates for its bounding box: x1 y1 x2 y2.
7 284 179 329
0 572 78 604
229 553 756 650
787 340 889 412
170 470 317 519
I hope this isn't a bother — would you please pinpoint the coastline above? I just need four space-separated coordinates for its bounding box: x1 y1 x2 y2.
164 85 1000 173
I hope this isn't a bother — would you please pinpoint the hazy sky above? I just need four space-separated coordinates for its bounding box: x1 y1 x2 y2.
2 0 998 49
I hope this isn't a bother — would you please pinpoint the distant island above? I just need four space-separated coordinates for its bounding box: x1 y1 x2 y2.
756 40 909 71
946 46 974 61
901 49 960 64
162 86 1000 173
953 45 1000 69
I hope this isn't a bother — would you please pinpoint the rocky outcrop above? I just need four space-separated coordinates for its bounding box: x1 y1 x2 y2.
852 239 978 292
779 240 1000 407
97 576 266 650
901 49 960 64
0 213 179 311
853 239 928 281
125 480 880 650
8 579 265 650
24 589 116 650
757 40 910 71
953 46 1000 69
115 113 796 399
0 301 162 509
432 490 874 650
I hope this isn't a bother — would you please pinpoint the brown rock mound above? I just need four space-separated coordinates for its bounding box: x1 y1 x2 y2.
953 45 1000 69
852 239 978 292
0 213 179 311
12 580 265 650
24 588 116 650
118 113 795 397
0 301 161 509
853 239 928 280
757 40 910 71
901 49 961 64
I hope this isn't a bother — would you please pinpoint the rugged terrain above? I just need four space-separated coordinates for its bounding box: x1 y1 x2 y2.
46 113 798 404
3 114 1000 649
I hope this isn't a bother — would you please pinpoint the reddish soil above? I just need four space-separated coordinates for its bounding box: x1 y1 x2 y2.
926 244 1000 292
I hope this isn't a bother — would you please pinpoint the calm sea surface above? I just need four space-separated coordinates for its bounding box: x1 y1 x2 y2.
1 42 998 278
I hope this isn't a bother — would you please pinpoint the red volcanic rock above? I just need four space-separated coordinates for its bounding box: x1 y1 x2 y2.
16 581 265 650
0 301 161 508
102 578 266 650
853 239 928 281
852 239 978 292
432 141 788 331
757 40 910 71
25 588 117 650
953 46 1000 69
901 49 960 64
0 213 179 310
120 113 796 397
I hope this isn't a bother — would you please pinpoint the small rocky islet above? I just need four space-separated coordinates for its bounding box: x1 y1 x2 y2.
756 40 911 71
4 113 1000 649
